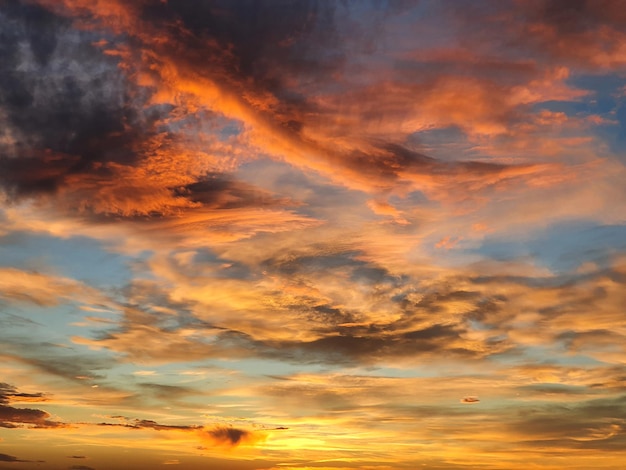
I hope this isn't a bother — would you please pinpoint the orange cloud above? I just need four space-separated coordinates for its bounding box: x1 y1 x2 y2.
0 268 111 307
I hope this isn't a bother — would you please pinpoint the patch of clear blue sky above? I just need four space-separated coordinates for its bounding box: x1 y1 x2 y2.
0 299 118 347
0 231 136 289
565 73 626 157
470 221 626 273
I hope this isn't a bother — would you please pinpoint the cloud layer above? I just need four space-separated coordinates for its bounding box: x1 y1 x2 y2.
1 1 626 469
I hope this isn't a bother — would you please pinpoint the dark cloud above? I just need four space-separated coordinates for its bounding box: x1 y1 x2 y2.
0 453 25 462
140 0 343 101
93 417 262 447
68 456 87 459
69 466 95 470
530 0 626 34
457 0 626 70
0 0 341 198
0 0 551 223
173 173 294 210
1 1 294 223
36 0 509 197
0 1 153 199
0 382 46 404
0 383 65 429
204 426 253 446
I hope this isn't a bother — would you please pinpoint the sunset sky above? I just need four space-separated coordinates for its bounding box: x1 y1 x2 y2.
1 0 626 469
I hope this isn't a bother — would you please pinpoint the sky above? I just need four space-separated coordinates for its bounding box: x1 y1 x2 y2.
1 0 626 468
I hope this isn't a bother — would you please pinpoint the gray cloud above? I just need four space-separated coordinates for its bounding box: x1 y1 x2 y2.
0 453 26 462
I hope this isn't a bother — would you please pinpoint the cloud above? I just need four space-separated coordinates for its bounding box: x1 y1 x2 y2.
68 244 510 366
515 0 626 69
0 1 148 199
0 453 26 462
0 382 46 404
0 267 108 307
200 425 266 448
1 2 625 468
0 0 320 251
92 417 265 449
1 341 114 384
460 396 480 404
1 0 561 212
0 383 66 429
2 0 619 274
509 394 626 450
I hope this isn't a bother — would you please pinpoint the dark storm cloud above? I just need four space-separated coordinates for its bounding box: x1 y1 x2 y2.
1 0 555 218
0 0 319 226
0 4 233 221
0 1 155 198
140 0 343 97
38 0 518 196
